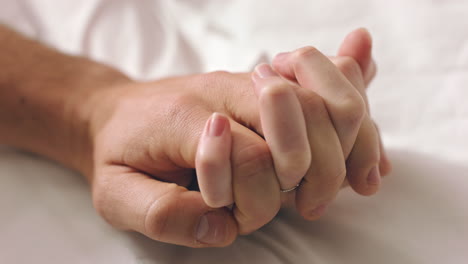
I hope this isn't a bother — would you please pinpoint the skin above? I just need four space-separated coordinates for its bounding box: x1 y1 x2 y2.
0 25 391 248
197 29 392 219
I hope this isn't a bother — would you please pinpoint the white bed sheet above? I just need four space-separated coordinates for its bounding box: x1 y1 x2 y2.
0 0 467 263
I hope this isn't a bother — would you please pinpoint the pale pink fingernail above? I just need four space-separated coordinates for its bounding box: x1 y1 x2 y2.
358 27 371 36
367 165 381 185
196 211 227 245
254 63 278 79
308 203 329 218
208 113 227 137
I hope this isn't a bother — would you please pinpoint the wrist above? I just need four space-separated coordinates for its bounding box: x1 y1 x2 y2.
64 61 133 180
0 25 132 182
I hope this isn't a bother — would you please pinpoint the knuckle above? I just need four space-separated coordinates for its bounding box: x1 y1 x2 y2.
163 94 194 124
289 46 322 71
165 94 204 129
282 151 311 178
144 184 182 240
336 56 363 78
169 94 196 111
259 82 293 103
338 93 366 129
292 46 320 62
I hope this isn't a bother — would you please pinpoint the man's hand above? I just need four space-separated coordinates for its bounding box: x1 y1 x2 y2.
88 72 283 247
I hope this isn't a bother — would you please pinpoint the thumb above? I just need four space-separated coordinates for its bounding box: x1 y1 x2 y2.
92 168 238 248
337 28 376 85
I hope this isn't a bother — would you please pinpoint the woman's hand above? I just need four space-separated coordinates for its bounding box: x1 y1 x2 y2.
196 28 392 221
270 28 392 219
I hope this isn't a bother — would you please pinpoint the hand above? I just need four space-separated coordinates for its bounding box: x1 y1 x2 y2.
0 25 390 249
196 29 392 221
89 72 283 248
88 29 391 249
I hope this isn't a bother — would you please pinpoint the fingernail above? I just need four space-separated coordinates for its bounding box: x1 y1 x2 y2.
308 203 329 218
274 52 290 62
367 165 381 185
196 211 227 245
359 27 370 35
254 63 278 79
208 113 227 137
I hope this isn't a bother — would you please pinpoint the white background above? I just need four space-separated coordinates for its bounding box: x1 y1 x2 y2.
0 0 467 263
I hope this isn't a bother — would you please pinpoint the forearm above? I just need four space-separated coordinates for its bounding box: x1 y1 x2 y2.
0 25 130 177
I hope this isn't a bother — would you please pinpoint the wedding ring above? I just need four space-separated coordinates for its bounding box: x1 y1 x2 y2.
280 183 300 193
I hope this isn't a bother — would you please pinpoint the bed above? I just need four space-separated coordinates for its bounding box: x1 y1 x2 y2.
1 0 467 263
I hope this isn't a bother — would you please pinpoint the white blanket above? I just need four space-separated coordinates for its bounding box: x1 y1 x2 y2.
1 0 467 263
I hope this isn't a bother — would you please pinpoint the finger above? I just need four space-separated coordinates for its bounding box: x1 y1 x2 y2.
230 120 281 234
196 113 233 208
154 79 281 234
294 87 346 220
331 56 382 195
250 63 311 190
92 167 237 248
329 56 367 106
192 71 264 137
337 27 377 85
345 117 381 195
375 123 393 176
272 47 366 159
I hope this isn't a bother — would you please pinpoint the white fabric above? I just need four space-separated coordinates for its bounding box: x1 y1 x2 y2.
0 0 467 263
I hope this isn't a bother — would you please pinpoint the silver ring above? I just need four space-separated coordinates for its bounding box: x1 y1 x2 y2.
280 183 300 193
